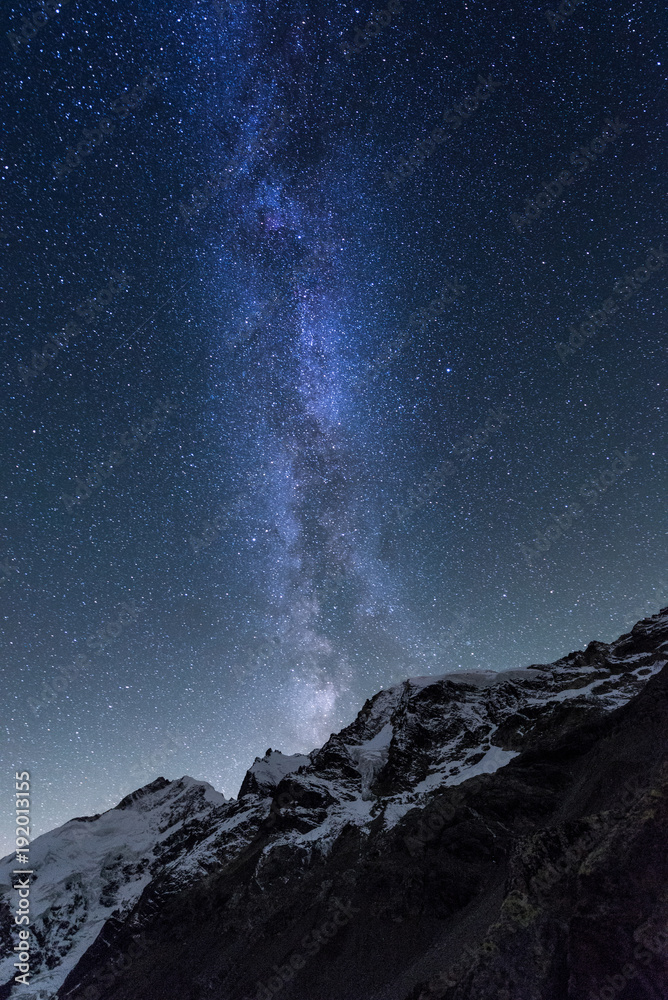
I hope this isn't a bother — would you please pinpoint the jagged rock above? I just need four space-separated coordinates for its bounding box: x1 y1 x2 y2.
1 608 667 1000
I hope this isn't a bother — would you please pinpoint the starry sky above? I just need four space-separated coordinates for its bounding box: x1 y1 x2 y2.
1 0 666 854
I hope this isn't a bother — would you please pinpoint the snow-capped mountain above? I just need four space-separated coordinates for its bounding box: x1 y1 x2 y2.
0 778 231 998
2 607 668 1000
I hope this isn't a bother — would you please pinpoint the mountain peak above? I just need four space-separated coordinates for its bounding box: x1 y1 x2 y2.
2 608 668 1000
239 749 312 797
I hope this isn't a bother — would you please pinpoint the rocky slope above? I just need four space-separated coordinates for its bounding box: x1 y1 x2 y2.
2 607 668 1000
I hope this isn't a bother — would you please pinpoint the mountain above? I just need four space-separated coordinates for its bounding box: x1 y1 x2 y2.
2 608 668 1000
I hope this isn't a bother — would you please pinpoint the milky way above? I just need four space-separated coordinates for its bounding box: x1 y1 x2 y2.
1 0 666 852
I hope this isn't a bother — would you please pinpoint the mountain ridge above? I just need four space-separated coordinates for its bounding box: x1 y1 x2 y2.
2 606 668 999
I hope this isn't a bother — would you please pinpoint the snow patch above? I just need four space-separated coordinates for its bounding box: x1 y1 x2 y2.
345 722 393 799
445 745 520 785
246 750 311 791
414 744 519 793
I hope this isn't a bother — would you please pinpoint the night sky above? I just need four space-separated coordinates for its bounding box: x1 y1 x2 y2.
1 0 666 854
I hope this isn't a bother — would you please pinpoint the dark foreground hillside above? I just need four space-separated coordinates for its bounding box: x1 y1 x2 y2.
2 609 668 1000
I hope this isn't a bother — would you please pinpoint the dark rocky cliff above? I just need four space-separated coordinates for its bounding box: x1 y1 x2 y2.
2 609 667 1000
